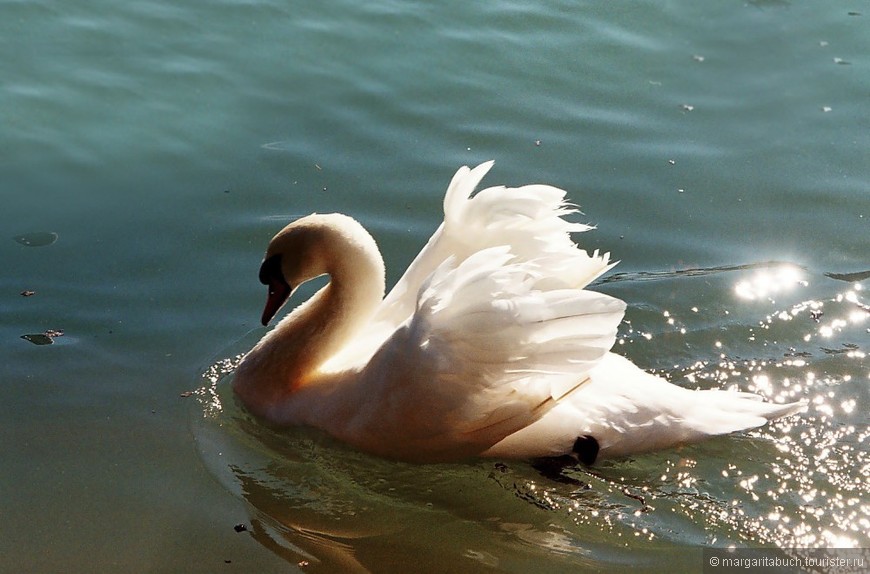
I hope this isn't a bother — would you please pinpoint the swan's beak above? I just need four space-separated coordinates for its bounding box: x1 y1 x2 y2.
259 254 292 325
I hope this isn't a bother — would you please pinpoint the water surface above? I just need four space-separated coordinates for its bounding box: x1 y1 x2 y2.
2 1 867 572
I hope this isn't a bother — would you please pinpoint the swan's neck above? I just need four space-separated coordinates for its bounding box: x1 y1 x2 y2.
233 247 385 419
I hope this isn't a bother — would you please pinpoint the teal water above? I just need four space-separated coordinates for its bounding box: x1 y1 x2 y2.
2 1 868 572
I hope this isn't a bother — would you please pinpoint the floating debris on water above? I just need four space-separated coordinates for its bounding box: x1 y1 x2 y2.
825 269 870 282
21 329 64 345
14 232 58 247
21 334 53 345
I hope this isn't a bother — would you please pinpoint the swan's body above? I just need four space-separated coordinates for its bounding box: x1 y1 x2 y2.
233 162 804 463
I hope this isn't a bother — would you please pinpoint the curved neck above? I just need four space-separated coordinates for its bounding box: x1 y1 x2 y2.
233 246 385 419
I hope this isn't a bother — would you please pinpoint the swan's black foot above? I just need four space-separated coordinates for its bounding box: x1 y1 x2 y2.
572 435 599 466
530 435 600 485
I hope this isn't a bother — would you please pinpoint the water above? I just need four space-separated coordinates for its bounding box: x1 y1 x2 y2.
2 1 867 572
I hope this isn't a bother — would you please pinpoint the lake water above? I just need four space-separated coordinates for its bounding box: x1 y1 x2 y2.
2 1 868 572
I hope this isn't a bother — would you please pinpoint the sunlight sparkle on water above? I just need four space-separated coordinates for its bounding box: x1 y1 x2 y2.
735 265 805 301
197 355 244 418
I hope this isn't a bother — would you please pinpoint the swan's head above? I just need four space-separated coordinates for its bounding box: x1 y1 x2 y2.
257 213 384 325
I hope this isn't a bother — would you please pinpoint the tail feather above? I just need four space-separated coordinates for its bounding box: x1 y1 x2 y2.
482 353 807 461
681 390 806 436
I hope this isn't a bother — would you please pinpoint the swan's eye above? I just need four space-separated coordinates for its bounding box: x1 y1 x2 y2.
259 254 284 285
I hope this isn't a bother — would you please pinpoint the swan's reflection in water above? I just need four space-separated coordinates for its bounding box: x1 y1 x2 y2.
196 365 521 572
194 363 685 572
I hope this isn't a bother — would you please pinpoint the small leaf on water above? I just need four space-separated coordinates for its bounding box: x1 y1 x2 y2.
825 270 870 282
21 329 64 345
21 334 54 345
14 232 58 247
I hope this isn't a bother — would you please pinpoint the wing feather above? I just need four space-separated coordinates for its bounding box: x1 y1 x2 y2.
374 162 615 329
345 247 625 461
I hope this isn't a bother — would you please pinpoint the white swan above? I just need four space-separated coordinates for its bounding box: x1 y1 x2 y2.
232 162 805 463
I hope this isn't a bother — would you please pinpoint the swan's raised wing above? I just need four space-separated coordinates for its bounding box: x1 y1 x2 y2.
338 247 626 462
372 162 617 330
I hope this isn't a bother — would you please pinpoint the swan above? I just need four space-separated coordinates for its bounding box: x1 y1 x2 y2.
232 161 805 464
